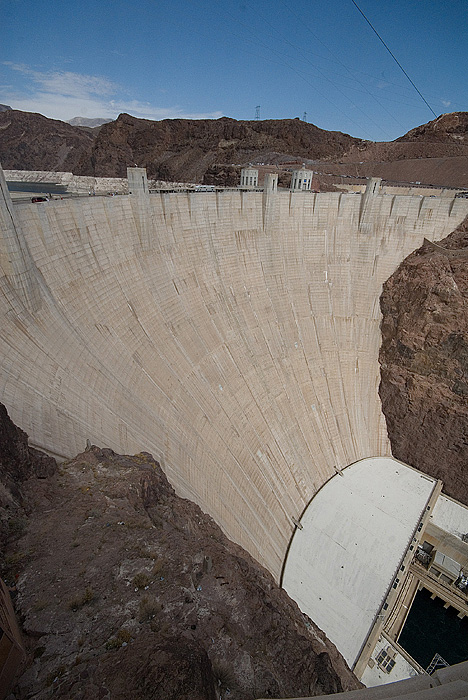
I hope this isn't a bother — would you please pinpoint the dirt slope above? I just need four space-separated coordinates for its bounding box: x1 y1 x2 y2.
325 113 468 188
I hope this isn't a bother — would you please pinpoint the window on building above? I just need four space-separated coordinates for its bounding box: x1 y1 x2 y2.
376 648 396 673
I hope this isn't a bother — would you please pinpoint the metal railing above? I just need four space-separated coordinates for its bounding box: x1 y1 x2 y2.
426 653 449 675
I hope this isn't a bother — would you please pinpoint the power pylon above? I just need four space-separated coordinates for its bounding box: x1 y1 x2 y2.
255 105 261 121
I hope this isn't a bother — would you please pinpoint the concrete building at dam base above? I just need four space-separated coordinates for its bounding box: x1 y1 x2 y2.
2 164 468 695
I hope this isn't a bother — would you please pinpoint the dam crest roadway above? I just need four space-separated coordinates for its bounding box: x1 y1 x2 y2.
1 165 468 583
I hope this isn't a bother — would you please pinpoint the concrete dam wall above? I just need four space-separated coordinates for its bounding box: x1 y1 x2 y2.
1 167 468 580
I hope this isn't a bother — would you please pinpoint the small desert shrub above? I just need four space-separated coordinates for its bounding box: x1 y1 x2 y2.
4 550 28 569
32 598 49 612
133 572 151 589
151 618 169 635
212 660 238 691
8 517 27 538
139 595 162 622
152 559 164 577
45 665 66 687
68 586 94 611
134 544 153 559
105 628 133 650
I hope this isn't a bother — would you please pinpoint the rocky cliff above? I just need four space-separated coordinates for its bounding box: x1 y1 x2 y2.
0 405 360 699
379 215 468 503
0 403 56 564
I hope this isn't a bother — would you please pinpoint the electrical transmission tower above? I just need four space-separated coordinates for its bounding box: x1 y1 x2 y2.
255 105 261 121
303 112 307 122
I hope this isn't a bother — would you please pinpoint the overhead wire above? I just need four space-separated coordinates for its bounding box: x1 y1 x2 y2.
279 0 408 133
219 1 397 139
210 2 376 137
241 2 396 139
350 0 438 119
194 1 452 131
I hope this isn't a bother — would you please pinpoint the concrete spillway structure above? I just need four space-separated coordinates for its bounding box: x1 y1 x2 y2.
1 165 468 581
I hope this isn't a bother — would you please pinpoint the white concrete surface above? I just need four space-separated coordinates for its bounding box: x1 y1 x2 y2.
282 458 437 667
1 165 467 580
431 496 468 540
361 637 421 688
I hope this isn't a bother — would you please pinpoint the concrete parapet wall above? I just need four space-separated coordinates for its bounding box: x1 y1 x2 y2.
337 183 461 198
1 184 468 578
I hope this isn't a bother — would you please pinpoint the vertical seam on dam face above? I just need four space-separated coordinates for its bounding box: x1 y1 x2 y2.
1 175 468 580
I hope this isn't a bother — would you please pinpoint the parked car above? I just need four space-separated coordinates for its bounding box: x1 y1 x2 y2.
31 196 49 203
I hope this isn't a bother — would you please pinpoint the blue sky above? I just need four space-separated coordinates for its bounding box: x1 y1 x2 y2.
1 0 467 141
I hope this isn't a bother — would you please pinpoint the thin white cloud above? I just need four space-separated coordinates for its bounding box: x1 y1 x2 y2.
441 99 451 109
1 63 222 122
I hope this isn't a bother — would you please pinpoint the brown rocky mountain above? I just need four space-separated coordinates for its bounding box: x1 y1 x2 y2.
76 113 362 181
396 112 468 144
1 108 468 187
0 109 95 172
0 110 362 182
0 405 360 699
338 112 468 164
379 215 468 505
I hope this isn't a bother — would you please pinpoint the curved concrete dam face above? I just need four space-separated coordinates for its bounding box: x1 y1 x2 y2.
1 168 468 580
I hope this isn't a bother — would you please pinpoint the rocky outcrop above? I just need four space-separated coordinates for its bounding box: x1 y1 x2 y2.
396 112 468 144
379 216 468 503
202 163 241 187
0 404 56 488
0 404 56 581
3 423 360 698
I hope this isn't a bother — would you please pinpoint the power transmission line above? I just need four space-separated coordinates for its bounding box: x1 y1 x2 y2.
240 2 393 138
350 0 438 118
280 0 408 132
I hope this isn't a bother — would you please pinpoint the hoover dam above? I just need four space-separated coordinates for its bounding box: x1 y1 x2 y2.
1 165 468 588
